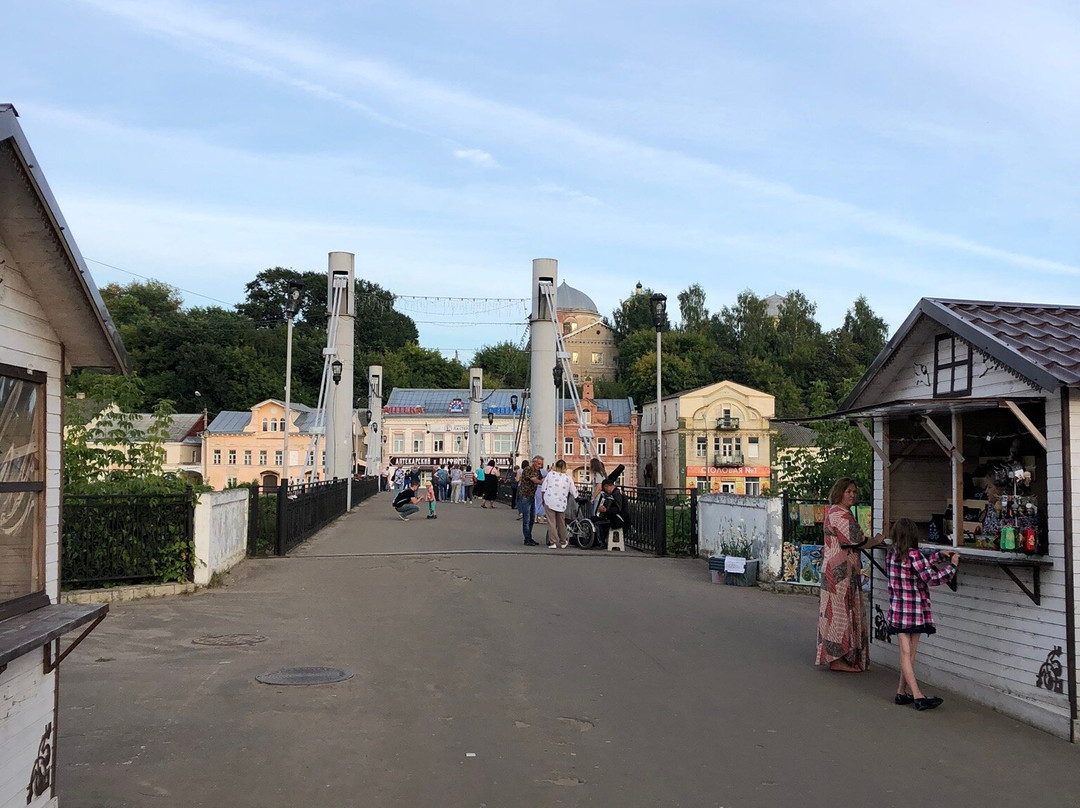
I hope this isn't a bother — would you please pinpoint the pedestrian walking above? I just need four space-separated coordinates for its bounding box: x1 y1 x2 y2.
886 518 957 710
391 466 406 494
475 462 485 506
517 456 543 546
482 460 499 508
463 466 475 503
450 465 463 503
541 459 578 549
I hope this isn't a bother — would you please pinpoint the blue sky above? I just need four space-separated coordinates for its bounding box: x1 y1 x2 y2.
5 0 1078 359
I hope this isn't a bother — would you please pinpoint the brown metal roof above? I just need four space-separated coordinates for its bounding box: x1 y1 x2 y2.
931 300 1080 387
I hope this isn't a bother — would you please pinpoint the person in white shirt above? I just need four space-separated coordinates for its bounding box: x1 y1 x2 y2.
450 465 463 503
541 459 579 549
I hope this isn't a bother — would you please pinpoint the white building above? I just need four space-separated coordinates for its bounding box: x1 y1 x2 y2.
0 104 128 806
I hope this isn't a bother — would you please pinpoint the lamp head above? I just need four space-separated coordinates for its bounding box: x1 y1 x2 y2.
650 293 668 330
510 394 518 413
331 359 343 385
284 279 305 319
487 412 494 426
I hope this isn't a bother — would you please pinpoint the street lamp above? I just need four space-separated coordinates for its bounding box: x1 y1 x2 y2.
487 412 494 426
331 359 343 385
650 292 667 491
473 423 479 435
510 394 518 413
283 280 304 487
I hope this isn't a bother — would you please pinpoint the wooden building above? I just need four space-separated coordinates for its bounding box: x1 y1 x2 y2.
0 104 128 806
839 298 1080 740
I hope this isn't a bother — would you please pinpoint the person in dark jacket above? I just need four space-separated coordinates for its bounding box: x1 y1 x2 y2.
393 481 421 521
595 478 627 546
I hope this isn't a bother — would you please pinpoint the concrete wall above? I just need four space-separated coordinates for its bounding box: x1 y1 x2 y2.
697 494 784 580
193 489 249 586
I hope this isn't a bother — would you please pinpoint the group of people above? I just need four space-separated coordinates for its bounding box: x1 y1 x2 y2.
817 476 959 711
514 456 625 549
383 461 502 510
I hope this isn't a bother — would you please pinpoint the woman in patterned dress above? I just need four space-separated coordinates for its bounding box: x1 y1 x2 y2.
816 478 884 672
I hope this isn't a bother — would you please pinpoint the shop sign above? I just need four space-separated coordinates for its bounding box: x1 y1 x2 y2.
488 406 527 416
685 465 770 477
385 406 424 414
389 455 517 468
447 398 465 413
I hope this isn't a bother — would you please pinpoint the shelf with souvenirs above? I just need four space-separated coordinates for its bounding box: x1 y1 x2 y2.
779 498 873 587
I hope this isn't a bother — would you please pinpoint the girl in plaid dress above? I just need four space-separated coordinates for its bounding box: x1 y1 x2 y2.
886 519 959 711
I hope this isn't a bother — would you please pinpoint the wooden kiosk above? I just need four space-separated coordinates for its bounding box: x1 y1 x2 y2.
838 298 1080 740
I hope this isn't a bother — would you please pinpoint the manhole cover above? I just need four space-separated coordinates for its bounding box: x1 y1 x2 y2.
192 634 268 647
256 666 353 686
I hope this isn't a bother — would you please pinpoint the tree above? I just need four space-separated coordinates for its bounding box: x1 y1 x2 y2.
840 296 888 367
677 283 709 332
612 286 659 342
472 341 529 388
772 421 872 500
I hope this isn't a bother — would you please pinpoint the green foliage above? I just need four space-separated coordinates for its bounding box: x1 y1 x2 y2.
472 341 529 388
772 422 873 500
613 287 660 343
715 519 761 558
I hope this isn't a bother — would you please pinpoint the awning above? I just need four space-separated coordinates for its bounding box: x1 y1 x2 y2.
773 395 1048 424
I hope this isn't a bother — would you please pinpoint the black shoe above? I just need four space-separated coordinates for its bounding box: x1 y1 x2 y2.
523 539 539 546
894 693 914 705
913 696 943 711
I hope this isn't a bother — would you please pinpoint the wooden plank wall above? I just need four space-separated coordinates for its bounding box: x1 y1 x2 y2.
870 374 1071 739
0 244 63 806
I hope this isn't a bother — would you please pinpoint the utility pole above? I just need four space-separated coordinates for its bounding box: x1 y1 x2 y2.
529 258 558 463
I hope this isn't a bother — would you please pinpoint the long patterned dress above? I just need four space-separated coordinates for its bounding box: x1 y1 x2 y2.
815 504 869 670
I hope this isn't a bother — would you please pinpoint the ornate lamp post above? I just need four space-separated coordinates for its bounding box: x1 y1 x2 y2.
650 293 667 490
283 280 304 487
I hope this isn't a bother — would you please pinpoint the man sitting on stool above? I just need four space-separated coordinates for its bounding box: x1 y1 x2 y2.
595 478 627 546
393 481 422 521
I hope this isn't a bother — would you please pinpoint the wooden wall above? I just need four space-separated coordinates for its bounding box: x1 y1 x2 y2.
0 243 62 806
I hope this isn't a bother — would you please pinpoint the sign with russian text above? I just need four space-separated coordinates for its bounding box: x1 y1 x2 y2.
685 465 770 477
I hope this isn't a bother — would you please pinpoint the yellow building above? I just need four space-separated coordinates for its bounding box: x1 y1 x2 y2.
205 399 365 490
77 404 205 483
639 380 774 494
557 281 619 383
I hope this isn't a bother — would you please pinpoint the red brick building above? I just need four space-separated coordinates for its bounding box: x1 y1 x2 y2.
559 379 638 488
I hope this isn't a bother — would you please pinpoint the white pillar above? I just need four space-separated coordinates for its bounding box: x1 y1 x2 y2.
529 258 558 464
468 367 483 471
326 251 355 481
365 365 383 475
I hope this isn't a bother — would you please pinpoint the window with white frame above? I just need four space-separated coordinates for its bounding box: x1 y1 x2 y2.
453 434 464 452
243 450 252 465
433 435 445 453
279 418 285 432
613 438 623 455
227 477 238 487
213 449 221 465
747 437 759 458
934 334 973 397
696 477 711 493
720 481 736 494
493 434 512 453
393 433 404 452
228 449 236 465
745 478 761 496
572 352 579 364
275 450 283 465
597 438 607 455
269 419 277 432
412 433 424 452
696 436 707 457
259 450 267 466
564 437 574 455
591 352 603 365
262 418 268 431
581 410 591 424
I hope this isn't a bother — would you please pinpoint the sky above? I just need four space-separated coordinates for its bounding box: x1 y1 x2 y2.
5 0 1078 361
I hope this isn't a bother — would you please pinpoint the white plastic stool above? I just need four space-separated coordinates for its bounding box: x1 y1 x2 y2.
607 527 625 552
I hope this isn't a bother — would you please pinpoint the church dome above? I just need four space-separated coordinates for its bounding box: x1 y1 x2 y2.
557 281 599 314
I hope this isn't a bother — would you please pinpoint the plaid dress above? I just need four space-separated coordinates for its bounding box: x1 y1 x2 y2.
886 548 956 634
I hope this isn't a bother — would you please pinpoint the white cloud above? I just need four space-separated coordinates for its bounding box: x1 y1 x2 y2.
74 0 1080 279
453 148 498 168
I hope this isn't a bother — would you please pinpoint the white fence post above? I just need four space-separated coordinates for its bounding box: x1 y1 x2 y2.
193 489 250 586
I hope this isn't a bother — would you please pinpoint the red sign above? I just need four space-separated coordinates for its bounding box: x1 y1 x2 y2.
685 465 770 477
384 406 424 414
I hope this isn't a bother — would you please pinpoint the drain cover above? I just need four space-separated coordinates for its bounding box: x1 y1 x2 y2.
192 634 267 647
256 666 353 686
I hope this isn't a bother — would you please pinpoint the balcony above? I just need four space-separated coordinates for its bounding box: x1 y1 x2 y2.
715 416 740 431
714 453 744 468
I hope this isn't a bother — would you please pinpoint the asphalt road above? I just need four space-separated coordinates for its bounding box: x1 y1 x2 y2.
57 494 1080 807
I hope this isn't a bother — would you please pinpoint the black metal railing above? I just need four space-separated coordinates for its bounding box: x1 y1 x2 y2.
247 485 279 557
277 479 348 555
63 489 195 587
497 475 515 506
351 475 380 506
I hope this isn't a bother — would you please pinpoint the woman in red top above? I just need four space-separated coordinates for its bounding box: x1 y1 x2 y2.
816 478 884 672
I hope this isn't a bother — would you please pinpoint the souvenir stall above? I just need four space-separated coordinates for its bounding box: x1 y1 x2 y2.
837 298 1080 741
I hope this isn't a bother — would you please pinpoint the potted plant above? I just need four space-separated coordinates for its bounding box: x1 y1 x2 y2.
710 519 760 586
